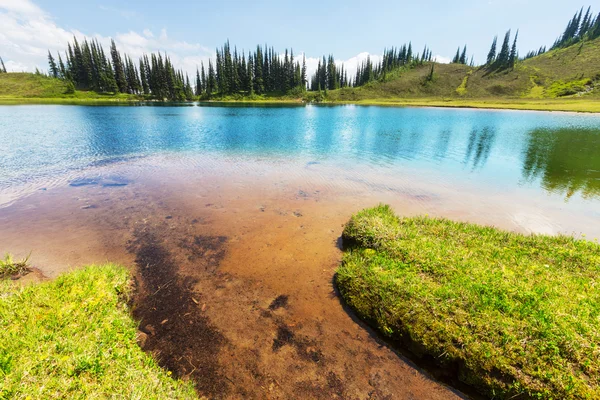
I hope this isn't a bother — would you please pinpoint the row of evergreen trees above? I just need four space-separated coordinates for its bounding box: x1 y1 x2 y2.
485 30 519 71
0 57 6 73
49 38 310 98
352 43 433 88
198 42 307 96
552 6 600 49
309 55 350 91
47 38 194 100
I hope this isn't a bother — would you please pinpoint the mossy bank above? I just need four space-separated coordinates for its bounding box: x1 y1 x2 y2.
337 205 600 399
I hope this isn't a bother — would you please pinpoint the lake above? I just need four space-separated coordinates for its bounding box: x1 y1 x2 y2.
1 104 600 235
1 104 600 398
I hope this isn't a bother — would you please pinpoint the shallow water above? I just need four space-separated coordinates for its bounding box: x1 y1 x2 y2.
1 104 600 398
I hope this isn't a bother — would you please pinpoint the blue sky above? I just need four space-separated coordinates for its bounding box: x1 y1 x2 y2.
0 0 591 78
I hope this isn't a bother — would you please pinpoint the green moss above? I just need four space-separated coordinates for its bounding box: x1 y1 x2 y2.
0 265 198 399
337 205 600 399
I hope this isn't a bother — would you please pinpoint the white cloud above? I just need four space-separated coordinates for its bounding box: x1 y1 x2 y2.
0 0 44 16
433 54 451 64
0 0 385 84
0 0 214 76
0 0 80 71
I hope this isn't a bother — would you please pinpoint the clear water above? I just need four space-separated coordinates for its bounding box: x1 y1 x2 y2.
1 104 600 206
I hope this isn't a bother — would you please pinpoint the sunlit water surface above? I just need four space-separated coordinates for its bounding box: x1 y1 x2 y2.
1 104 599 235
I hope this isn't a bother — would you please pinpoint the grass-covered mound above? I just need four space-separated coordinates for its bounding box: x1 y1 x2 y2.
337 205 600 399
0 264 197 399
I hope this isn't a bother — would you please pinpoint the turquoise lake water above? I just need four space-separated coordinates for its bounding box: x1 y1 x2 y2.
1 104 599 234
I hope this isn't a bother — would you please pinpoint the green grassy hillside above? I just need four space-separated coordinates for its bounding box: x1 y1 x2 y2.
319 37 600 103
0 73 69 98
2 37 600 111
0 73 143 103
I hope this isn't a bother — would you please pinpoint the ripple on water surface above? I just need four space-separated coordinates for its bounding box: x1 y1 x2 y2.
1 105 599 235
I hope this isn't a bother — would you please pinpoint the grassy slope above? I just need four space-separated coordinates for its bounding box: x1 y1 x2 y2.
337 205 600 399
1 38 600 111
0 264 198 399
0 73 143 103
318 37 600 112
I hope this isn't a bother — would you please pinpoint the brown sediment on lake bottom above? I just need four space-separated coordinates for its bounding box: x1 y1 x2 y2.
2 160 530 399
128 223 228 397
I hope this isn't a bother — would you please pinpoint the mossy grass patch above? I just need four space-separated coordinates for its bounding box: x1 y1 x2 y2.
337 205 600 399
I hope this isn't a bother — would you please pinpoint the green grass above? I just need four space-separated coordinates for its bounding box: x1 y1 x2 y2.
0 253 30 278
337 205 600 399
309 37 600 112
0 264 198 399
3 37 600 112
0 73 69 98
0 73 147 104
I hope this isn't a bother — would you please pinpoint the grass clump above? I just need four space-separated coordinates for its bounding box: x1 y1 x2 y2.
0 264 197 399
0 253 30 278
337 205 600 399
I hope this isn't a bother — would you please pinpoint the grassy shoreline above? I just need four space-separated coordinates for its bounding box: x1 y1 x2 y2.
0 264 198 399
337 205 600 399
2 95 600 113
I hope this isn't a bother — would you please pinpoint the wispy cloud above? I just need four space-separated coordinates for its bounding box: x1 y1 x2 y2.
0 0 385 82
0 0 213 75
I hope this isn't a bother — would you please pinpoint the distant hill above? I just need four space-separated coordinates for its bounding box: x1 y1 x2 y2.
321 37 600 102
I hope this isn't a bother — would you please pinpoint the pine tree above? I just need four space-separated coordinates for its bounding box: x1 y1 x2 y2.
201 62 207 94
195 68 202 96
207 59 216 95
301 54 307 89
57 53 66 78
253 45 264 94
427 62 435 82
140 58 149 94
246 54 254 95
459 45 467 64
580 6 593 36
508 30 518 68
110 40 127 93
48 51 59 78
495 30 511 69
452 47 460 63
486 36 497 65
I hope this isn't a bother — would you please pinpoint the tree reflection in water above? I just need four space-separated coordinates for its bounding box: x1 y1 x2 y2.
522 127 600 200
